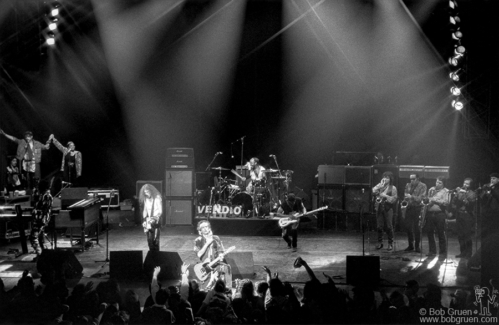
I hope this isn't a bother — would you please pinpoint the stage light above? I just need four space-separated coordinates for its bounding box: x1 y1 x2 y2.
452 31 463 40
46 32 55 46
449 69 462 81
450 86 461 96
452 99 463 110
449 1 458 10
454 45 466 56
48 22 57 30
51 8 59 16
448 56 461 66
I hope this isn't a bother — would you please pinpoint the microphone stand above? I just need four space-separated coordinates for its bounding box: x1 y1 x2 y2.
205 153 219 172
272 156 283 205
95 189 114 266
322 172 327 230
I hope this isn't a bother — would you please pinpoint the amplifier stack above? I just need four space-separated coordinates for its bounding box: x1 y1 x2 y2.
165 148 194 225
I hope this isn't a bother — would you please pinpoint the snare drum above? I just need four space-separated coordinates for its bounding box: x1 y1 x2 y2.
231 192 253 217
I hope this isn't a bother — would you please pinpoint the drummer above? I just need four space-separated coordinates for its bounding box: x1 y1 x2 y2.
244 157 266 193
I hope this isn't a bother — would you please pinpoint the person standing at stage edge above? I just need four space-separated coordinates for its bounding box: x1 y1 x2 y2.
48 134 82 186
0 129 50 193
275 192 306 252
403 173 427 253
373 171 398 251
194 220 232 290
139 184 163 251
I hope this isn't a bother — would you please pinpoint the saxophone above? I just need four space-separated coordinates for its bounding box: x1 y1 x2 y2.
419 188 434 229
400 198 409 219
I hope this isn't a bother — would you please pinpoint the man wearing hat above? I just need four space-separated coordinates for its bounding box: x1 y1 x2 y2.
275 192 306 252
0 129 50 192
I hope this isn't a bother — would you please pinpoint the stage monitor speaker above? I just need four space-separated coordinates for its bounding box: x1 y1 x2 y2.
110 251 143 280
144 251 183 282
61 187 88 208
344 186 371 213
165 199 193 225
37 250 83 279
345 166 372 185
346 255 380 287
317 186 344 211
165 170 194 197
318 165 344 185
225 252 255 279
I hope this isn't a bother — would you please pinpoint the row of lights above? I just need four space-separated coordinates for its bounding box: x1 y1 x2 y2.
43 1 61 46
448 0 465 110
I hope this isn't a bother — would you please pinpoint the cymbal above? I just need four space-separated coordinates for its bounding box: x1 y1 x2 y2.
263 169 279 173
271 176 286 179
212 167 229 170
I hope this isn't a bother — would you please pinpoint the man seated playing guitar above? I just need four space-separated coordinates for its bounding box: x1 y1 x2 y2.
275 193 306 252
193 220 232 291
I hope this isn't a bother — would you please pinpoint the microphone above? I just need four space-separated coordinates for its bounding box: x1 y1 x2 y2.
269 154 275 157
62 181 72 185
217 152 223 155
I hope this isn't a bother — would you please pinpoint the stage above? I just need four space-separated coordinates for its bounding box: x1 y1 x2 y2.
0 209 481 309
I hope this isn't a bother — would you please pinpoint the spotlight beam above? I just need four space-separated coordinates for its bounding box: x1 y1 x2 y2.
1 65 36 111
239 0 326 63
303 0 367 84
170 0 238 47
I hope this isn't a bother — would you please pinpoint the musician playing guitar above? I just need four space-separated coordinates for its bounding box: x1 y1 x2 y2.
193 220 232 290
140 184 162 251
275 193 306 252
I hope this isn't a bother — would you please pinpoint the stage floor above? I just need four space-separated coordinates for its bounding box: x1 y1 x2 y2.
0 220 481 308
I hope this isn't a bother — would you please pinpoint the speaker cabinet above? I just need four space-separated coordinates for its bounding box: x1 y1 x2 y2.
398 165 424 179
165 170 194 197
167 148 194 157
225 252 255 279
165 200 193 225
346 255 380 287
317 186 344 210
423 166 450 180
144 251 183 282
344 186 371 213
110 251 143 280
345 166 372 185
318 165 344 185
61 187 88 208
37 250 83 279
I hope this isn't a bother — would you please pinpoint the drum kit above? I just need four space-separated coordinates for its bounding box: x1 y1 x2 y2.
205 166 294 217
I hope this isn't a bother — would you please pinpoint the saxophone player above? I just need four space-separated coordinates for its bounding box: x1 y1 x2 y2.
402 173 427 253
425 176 450 259
372 171 398 250
451 178 476 259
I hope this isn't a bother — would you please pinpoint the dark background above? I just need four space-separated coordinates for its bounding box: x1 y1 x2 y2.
0 0 498 201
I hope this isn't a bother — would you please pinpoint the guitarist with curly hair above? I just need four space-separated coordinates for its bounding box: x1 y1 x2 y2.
140 184 162 251
275 193 306 252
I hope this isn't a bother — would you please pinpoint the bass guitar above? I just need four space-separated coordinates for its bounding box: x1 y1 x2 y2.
194 246 235 282
277 206 328 228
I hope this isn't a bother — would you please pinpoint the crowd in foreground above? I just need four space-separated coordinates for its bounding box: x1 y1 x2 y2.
0 257 497 325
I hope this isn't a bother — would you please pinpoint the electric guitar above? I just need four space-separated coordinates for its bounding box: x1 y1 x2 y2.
277 206 328 228
193 246 235 282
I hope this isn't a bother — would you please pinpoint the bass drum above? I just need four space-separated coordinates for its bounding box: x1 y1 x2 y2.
231 192 253 217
